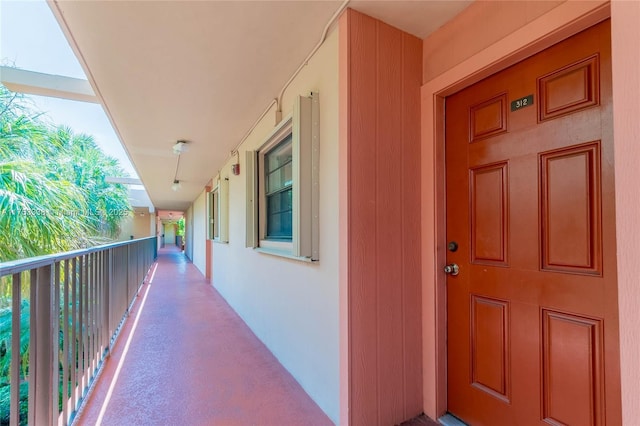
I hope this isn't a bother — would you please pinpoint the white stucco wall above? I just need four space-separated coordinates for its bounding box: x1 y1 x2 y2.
191 190 207 275
117 215 135 241
185 205 194 261
116 212 152 242
208 28 340 423
163 222 176 245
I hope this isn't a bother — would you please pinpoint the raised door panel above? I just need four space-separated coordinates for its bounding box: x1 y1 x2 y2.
542 310 604 426
540 142 601 275
539 55 600 122
470 163 509 266
470 94 508 142
471 296 510 402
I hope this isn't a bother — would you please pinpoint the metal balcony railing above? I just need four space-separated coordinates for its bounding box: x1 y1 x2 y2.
0 237 157 426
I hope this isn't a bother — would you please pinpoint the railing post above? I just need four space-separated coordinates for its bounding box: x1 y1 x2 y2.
52 263 60 425
138 242 143 288
10 273 21 426
28 271 36 426
70 257 78 413
61 259 70 425
134 242 138 290
89 252 96 378
28 265 54 425
153 236 157 260
126 244 131 313
80 255 87 394
104 249 111 354
0 236 156 426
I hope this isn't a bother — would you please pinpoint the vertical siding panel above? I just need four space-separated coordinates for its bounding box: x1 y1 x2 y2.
402 32 424 417
339 12 350 426
349 10 379 426
345 8 423 425
376 21 405 425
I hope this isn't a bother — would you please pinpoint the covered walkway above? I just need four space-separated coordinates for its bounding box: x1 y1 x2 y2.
75 245 332 425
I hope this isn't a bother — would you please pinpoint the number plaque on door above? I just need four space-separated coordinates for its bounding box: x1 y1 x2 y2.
510 94 534 111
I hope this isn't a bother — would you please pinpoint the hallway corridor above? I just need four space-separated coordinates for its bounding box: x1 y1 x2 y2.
75 246 333 426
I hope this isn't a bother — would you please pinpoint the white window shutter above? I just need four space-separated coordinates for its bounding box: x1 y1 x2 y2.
245 150 258 248
207 191 215 240
219 177 229 243
310 92 320 261
292 93 319 259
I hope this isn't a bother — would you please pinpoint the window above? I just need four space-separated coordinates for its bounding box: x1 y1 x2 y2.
208 188 219 240
264 135 293 240
246 93 319 261
208 177 229 242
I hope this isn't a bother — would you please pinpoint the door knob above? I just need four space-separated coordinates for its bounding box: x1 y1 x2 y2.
444 263 459 276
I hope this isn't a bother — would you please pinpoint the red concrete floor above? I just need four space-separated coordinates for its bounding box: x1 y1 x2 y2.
74 245 333 426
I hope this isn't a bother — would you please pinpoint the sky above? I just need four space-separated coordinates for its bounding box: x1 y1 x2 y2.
0 0 139 178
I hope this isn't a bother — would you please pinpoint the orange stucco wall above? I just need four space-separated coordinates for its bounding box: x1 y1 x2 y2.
420 0 640 421
340 9 423 425
422 0 563 83
611 0 640 422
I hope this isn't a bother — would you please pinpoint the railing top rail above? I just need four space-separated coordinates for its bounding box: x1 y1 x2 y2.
0 236 156 277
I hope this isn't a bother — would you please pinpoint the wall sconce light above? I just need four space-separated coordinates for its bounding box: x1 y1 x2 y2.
231 150 240 175
171 179 182 191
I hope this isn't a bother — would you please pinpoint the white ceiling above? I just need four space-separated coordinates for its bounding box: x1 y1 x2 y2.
50 0 470 212
157 209 185 222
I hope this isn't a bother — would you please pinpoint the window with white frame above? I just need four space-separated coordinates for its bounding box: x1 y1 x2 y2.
246 93 319 260
208 189 219 240
264 135 293 240
208 177 229 242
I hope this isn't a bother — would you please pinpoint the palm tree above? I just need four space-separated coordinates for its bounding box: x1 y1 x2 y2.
0 85 133 389
47 126 131 239
0 159 90 260
0 82 134 424
0 83 132 262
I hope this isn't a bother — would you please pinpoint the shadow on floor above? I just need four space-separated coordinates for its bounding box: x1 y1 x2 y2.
399 413 440 426
74 245 333 425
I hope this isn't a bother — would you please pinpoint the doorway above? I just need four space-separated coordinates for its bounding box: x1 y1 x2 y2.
444 20 620 425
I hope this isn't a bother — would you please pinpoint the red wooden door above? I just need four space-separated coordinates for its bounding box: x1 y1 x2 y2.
445 20 620 426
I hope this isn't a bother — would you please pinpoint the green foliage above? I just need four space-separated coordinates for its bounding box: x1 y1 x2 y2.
0 160 90 259
177 217 185 236
0 300 30 381
0 84 132 262
0 381 28 425
0 295 30 426
0 82 135 423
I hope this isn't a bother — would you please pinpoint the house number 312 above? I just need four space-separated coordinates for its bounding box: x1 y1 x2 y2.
511 94 534 112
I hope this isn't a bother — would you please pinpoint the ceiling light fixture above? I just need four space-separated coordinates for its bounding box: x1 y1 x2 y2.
171 140 187 191
173 140 188 155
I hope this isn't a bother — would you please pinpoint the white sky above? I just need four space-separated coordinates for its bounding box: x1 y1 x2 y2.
0 0 139 178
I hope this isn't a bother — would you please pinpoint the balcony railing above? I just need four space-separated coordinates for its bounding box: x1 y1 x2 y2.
0 237 157 426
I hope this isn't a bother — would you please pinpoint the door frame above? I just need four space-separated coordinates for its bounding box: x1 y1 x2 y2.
420 1 612 419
